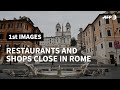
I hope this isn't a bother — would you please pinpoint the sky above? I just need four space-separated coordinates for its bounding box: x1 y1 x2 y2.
0 11 105 39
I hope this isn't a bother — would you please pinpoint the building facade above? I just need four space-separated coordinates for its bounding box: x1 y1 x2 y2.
40 22 71 48
78 11 120 64
77 28 85 49
0 16 41 64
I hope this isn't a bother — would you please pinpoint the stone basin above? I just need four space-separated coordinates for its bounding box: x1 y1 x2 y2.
41 71 77 76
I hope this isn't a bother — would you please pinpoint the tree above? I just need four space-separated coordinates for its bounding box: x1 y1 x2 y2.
71 37 77 46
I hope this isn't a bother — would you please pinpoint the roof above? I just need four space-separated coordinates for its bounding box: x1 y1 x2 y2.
0 16 34 26
45 36 55 38
92 13 120 25
66 22 71 27
83 24 92 32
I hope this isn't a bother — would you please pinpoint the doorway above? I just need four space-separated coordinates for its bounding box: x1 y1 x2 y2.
119 55 120 64
110 55 115 64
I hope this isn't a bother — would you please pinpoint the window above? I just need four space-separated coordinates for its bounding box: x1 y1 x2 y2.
95 36 96 41
119 55 120 63
0 45 2 51
100 32 102 38
94 26 95 31
50 39 51 43
17 23 22 28
21 23 22 27
86 32 87 36
107 30 111 36
25 24 28 30
90 48 91 52
119 30 120 35
101 43 103 49
8 24 11 29
0 33 4 39
117 18 120 23
109 42 112 47
0 24 5 29
99 21 101 26
106 19 109 24
8 23 13 29
57 29 59 32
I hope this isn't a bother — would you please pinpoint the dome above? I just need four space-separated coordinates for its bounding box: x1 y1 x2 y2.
66 22 71 27
56 23 61 28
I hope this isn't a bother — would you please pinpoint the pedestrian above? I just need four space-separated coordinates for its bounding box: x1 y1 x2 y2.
51 61 54 70
114 60 117 66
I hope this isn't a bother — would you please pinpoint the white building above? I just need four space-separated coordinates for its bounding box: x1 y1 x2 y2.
40 22 71 48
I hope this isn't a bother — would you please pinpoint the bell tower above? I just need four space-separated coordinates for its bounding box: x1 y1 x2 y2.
56 23 61 36
66 22 71 32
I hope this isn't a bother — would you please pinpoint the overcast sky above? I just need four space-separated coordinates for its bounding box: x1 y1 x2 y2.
0 11 105 39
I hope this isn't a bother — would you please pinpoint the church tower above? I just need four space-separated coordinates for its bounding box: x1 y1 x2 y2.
56 23 61 36
66 22 71 32
65 22 71 36
55 22 71 48
65 22 71 46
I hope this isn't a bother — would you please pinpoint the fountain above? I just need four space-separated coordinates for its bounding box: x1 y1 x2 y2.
0 62 109 79
24 63 39 76
1 49 109 78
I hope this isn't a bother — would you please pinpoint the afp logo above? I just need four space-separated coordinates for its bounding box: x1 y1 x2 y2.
102 14 117 20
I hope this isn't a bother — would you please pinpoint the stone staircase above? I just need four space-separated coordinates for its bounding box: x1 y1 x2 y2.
35 47 85 65
27 47 97 66
80 47 97 64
